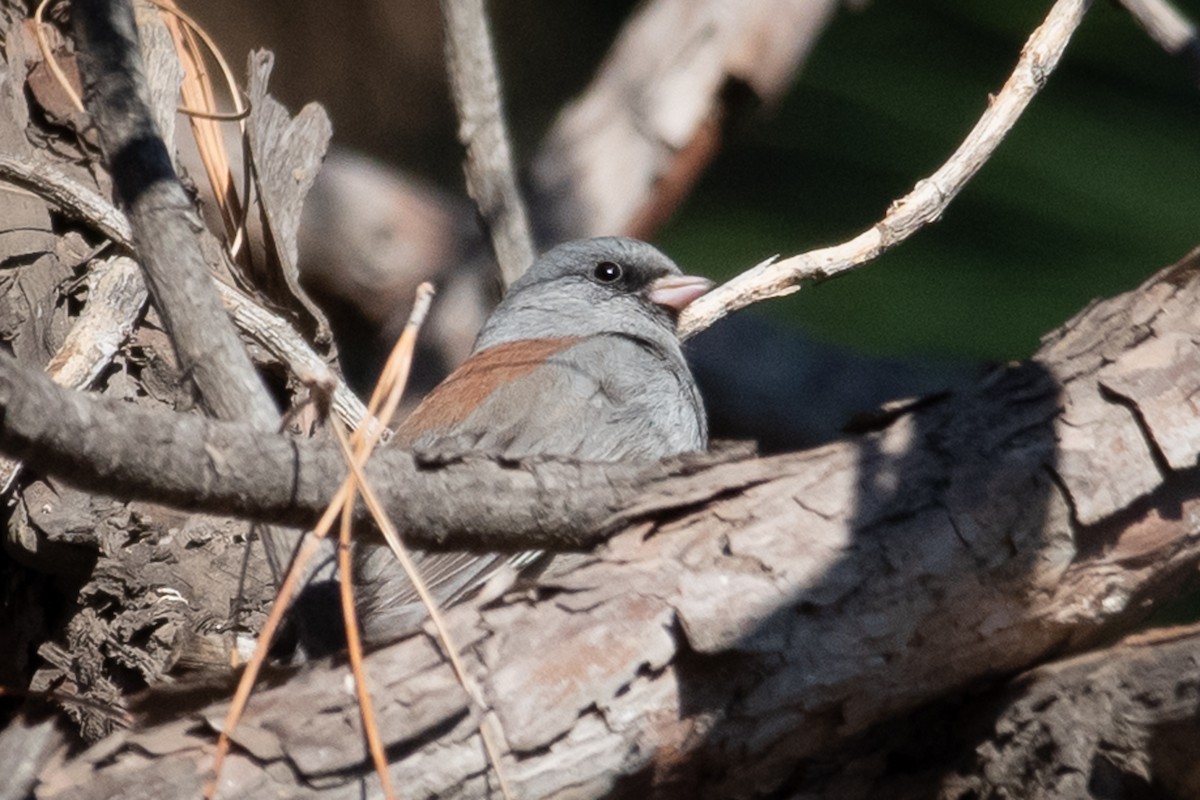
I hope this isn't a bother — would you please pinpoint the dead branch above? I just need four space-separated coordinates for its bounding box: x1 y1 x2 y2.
945 624 1200 799
0 152 372 432
0 254 146 494
677 0 1092 338
439 0 534 285
531 0 839 242
70 0 275 427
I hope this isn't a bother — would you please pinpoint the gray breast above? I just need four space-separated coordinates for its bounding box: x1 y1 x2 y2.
439 334 705 460
355 333 706 644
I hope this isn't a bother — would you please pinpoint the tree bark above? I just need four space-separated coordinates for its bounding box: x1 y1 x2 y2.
944 623 1200 800
70 0 276 428
25 250 1200 798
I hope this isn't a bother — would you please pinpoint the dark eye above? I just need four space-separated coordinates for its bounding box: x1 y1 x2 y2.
593 261 622 283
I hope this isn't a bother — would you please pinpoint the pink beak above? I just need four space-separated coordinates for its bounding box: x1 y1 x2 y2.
647 274 714 313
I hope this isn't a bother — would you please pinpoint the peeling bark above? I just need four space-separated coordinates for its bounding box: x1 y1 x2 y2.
25 252 1200 798
944 624 1200 800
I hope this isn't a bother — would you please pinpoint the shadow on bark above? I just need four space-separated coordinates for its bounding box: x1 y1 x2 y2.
645 359 1064 798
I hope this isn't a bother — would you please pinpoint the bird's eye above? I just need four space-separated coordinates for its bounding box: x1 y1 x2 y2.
593 261 622 283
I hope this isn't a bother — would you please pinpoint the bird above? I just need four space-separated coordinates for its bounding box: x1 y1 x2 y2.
353 236 712 643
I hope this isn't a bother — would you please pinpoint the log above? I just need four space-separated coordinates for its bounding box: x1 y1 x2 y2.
27 251 1200 798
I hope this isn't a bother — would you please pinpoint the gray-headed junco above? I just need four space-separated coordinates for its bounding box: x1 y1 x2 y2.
354 236 711 642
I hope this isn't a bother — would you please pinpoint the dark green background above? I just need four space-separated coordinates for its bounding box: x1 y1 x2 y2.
641 2 1200 362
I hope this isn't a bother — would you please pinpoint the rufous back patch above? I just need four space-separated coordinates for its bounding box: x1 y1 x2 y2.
396 337 583 444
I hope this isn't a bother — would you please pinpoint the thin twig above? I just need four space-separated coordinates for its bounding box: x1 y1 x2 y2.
331 423 515 800
0 154 131 243
335 456 396 800
326 286 434 800
439 0 535 286
335 283 512 796
218 281 372 433
677 0 1093 339
205 526 325 798
0 255 147 494
0 686 133 727
208 286 436 799
151 0 253 262
207 445 384 796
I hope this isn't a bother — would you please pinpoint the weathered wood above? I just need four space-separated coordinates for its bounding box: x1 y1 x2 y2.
23 252 1200 798
944 624 1200 800
70 0 276 428
0 256 147 495
531 0 839 241
244 49 333 345
7 1 1200 797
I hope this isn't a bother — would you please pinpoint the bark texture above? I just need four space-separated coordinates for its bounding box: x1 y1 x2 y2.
0 0 339 741
943 624 1200 800
71 0 276 429
25 251 1200 798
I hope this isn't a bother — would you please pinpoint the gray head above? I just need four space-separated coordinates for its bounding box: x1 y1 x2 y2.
474 237 712 352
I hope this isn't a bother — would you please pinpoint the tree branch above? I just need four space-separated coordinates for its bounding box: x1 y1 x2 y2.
70 0 275 427
0 255 146 494
439 0 534 285
531 0 839 242
0 152 371 433
0 349 737 552
948 624 1200 798
677 0 1093 338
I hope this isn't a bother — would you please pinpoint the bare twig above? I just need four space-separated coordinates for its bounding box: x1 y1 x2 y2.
209 288 436 799
0 153 132 244
333 424 515 799
33 0 85 112
334 481 396 800
206 522 326 797
218 281 372 433
152 0 253 260
677 0 1093 339
439 0 535 286
330 286 434 800
70 0 275 428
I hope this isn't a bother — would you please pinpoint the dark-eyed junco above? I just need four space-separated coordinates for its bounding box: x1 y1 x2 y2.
354 236 711 642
